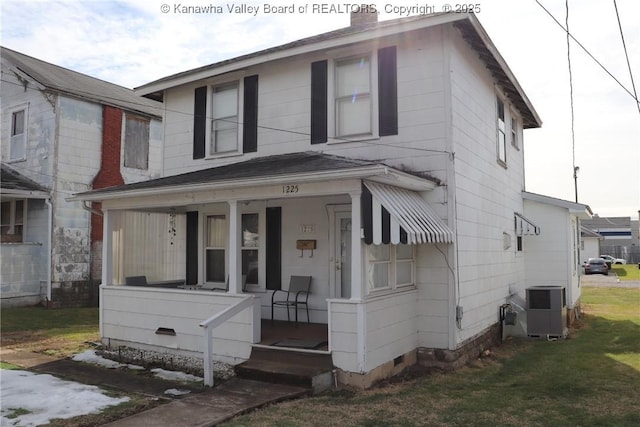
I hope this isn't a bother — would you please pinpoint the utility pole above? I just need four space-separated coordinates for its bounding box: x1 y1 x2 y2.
573 166 579 203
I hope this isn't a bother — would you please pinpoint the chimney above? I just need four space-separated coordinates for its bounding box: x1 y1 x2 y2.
350 5 379 27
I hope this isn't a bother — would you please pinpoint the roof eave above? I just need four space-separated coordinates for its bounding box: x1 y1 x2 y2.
134 13 469 96
68 165 436 203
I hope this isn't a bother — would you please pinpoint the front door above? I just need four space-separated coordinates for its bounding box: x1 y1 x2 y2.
335 212 351 299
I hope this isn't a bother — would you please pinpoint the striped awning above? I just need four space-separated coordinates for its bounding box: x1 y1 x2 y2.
362 181 454 245
515 212 540 236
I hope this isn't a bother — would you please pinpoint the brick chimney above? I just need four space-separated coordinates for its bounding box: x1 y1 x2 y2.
350 5 379 27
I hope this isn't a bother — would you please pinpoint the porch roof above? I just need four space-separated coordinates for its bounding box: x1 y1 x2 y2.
69 152 438 202
1 163 50 199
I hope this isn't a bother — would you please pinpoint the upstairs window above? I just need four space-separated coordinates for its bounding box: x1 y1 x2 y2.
10 108 27 161
497 97 506 166
123 114 150 170
335 56 371 137
1 199 25 243
510 115 519 150
211 82 239 154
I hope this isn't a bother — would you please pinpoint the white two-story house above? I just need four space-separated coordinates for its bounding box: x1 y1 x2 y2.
71 11 587 388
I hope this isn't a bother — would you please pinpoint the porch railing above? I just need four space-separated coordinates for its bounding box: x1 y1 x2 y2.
199 295 255 387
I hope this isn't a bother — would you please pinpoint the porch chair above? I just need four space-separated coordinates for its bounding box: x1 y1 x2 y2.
271 275 312 323
125 276 147 286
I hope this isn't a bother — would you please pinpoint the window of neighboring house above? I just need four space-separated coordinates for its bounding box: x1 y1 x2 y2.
205 214 226 283
367 244 415 290
497 97 506 166
335 55 371 137
1 199 25 243
510 115 519 150
10 108 27 161
210 82 239 154
241 213 259 286
123 114 150 170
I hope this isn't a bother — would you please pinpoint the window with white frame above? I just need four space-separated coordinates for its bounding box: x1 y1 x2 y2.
205 214 226 283
210 82 239 154
123 114 150 170
335 55 371 137
367 244 414 290
510 115 519 150
10 108 27 161
241 213 259 286
497 97 506 166
1 199 25 243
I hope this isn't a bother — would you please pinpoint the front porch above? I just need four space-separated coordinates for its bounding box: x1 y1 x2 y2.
78 152 454 387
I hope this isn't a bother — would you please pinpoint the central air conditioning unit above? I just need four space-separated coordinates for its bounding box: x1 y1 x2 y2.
526 286 568 338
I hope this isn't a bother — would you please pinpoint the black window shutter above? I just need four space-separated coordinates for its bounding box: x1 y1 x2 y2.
378 46 398 136
362 183 373 245
266 207 282 290
310 60 328 144
186 211 198 285
243 75 258 153
193 86 207 159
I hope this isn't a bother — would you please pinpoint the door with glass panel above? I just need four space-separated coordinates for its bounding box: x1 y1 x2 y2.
334 212 351 299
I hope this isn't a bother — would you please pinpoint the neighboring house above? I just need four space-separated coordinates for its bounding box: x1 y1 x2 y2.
1 47 163 307
580 226 604 262
522 192 592 324
582 216 638 263
1 163 51 306
71 11 584 388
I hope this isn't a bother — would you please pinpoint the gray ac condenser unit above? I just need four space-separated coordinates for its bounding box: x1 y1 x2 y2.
526 286 567 338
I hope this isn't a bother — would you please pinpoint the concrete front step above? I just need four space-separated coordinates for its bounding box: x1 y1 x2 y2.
235 346 334 394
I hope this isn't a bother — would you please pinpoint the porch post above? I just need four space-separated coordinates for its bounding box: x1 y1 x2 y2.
228 200 242 294
101 210 113 287
350 191 363 301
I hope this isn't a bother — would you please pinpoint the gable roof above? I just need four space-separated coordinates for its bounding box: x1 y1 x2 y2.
523 191 593 218
135 12 540 128
1 46 162 118
69 151 436 202
1 163 49 197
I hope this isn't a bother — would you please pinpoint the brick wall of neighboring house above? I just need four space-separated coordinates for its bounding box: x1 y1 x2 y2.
90 106 124 291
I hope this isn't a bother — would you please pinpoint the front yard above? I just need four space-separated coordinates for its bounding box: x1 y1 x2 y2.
2 286 639 426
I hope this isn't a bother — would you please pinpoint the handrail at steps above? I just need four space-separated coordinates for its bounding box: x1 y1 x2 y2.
199 295 254 386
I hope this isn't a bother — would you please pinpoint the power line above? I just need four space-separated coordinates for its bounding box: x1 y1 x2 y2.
534 0 639 104
1 77 452 158
613 0 640 115
565 0 578 203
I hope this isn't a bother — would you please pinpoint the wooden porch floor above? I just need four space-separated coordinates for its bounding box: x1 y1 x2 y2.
259 319 328 351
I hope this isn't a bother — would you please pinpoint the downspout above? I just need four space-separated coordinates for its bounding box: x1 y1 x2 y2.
45 197 53 303
82 201 103 217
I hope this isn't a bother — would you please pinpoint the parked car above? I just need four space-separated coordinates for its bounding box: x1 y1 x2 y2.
599 255 626 265
584 258 609 275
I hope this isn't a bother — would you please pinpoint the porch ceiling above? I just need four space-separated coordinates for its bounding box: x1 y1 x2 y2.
68 152 438 203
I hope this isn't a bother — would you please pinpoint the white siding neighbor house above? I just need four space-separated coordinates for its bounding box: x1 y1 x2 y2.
1 47 163 307
71 11 583 388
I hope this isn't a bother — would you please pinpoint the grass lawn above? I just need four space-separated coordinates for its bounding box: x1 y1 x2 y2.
224 287 640 426
1 306 99 358
610 264 640 281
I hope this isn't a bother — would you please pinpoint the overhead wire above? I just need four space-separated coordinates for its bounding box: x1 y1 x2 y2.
534 0 639 104
613 0 640 115
565 0 577 202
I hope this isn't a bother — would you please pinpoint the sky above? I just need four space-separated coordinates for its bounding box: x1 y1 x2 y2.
0 350 203 426
2 0 639 218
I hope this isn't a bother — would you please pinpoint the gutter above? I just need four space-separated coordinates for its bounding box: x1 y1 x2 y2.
45 197 53 302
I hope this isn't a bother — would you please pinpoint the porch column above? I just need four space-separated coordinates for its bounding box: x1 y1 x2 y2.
350 191 363 301
101 209 113 287
228 201 242 294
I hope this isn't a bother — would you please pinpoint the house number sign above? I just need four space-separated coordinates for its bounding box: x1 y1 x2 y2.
282 184 299 194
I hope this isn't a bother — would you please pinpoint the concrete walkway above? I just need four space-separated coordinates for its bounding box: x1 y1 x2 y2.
0 349 308 426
